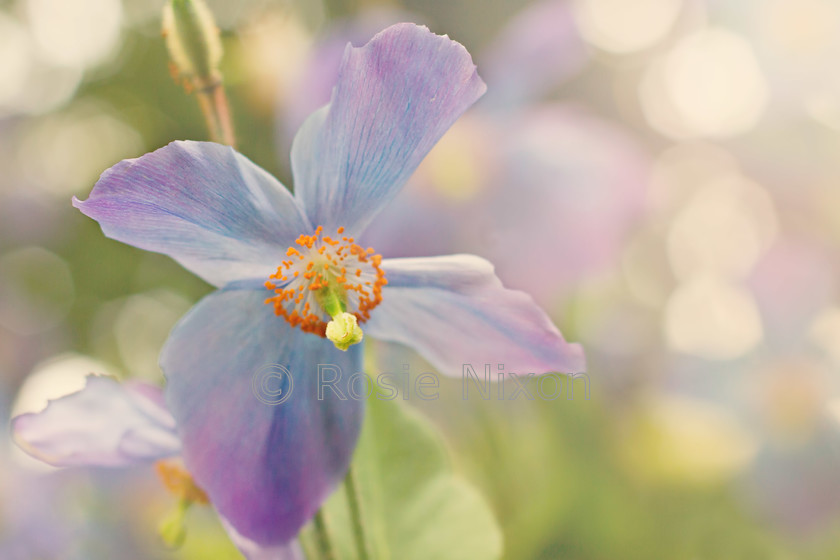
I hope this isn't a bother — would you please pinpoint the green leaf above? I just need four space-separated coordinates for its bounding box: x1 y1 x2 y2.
302 394 503 560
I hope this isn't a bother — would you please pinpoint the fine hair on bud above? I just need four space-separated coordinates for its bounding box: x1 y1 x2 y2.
162 0 223 87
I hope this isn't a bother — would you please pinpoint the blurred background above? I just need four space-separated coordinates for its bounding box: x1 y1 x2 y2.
2 0 840 557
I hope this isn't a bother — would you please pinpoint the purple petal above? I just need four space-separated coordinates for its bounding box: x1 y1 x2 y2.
161 289 363 546
366 255 586 376
11 375 180 467
290 23 486 235
278 9 411 148
74 141 312 288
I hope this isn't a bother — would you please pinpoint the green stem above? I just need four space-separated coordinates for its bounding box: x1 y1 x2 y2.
344 464 372 560
195 79 236 147
312 508 337 560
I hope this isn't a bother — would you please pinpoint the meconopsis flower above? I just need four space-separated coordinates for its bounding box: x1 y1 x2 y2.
64 24 584 551
12 375 302 558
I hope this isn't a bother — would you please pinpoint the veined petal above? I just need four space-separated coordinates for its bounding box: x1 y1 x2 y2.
366 255 586 376
161 289 363 546
278 9 409 148
11 376 180 467
74 141 312 288
291 23 486 235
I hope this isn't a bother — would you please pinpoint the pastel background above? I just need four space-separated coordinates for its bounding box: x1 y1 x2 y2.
2 0 840 557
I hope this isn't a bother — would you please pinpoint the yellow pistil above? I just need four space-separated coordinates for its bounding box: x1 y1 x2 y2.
325 312 364 351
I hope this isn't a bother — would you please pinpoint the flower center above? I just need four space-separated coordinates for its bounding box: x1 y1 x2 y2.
264 226 386 348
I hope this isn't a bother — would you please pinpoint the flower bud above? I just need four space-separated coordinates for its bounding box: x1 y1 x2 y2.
326 312 364 351
162 0 222 87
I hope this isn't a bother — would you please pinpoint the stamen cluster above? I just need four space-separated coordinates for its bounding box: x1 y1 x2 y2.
264 226 387 336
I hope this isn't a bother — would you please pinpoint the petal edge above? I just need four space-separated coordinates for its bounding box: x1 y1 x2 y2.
291 23 487 235
367 255 586 376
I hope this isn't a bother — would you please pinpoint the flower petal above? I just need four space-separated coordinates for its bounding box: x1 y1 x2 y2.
74 141 312 288
161 288 364 546
11 375 180 467
290 23 486 235
366 255 586 376
277 9 410 148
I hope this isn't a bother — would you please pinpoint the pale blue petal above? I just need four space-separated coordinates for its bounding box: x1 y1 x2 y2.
290 23 486 235
277 9 411 148
366 255 586 376
74 141 312 288
161 289 363 547
11 376 180 467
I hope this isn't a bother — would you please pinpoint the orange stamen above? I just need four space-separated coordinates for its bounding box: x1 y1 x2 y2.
264 226 386 336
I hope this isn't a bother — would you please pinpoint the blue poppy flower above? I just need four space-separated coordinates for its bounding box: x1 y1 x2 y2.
70 23 584 549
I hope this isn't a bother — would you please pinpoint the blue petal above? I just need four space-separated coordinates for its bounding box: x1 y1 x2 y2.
161 289 364 547
290 23 486 235
11 376 180 467
277 9 409 149
74 141 312 288
366 255 586 375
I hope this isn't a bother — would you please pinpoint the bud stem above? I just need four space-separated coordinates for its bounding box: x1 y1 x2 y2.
196 82 236 147
163 0 237 147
